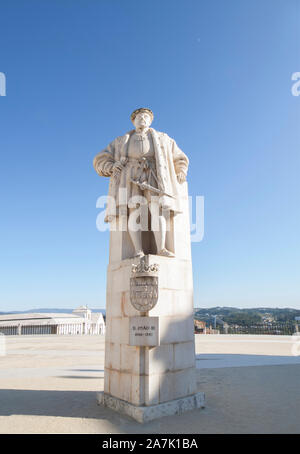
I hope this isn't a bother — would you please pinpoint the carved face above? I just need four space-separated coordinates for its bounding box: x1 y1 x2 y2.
133 111 152 129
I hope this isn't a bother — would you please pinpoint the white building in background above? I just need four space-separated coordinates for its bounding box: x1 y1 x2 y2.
0 306 105 336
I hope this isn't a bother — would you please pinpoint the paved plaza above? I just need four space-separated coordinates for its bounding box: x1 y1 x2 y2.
0 334 300 433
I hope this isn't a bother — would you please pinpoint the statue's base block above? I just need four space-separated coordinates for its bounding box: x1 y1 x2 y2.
97 391 205 423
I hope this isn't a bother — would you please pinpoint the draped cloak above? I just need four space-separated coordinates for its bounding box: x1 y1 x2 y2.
93 128 189 222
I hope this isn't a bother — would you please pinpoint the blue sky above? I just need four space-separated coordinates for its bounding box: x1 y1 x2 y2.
0 0 299 311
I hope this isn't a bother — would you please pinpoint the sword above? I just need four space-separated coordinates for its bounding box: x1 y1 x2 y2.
131 179 175 199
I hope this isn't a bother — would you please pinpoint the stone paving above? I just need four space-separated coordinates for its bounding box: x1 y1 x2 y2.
0 334 299 433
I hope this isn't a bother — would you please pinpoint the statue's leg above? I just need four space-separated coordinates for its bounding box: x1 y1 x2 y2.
128 207 144 257
150 204 166 253
148 196 174 256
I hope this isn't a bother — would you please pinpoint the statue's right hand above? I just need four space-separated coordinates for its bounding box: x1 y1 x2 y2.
112 161 123 178
113 161 123 171
112 167 121 178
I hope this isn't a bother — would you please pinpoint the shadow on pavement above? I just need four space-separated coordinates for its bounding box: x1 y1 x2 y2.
195 353 300 369
0 389 104 418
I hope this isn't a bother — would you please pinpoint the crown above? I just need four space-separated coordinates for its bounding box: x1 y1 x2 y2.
131 256 159 277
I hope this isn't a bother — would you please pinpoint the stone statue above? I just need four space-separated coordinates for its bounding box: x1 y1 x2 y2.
93 108 189 258
95 109 205 422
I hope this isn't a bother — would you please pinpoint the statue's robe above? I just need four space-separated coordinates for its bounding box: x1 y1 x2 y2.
93 128 189 222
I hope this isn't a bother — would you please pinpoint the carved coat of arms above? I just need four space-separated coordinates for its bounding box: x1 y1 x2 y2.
130 257 159 312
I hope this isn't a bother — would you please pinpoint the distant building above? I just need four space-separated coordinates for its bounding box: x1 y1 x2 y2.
194 319 220 335
194 319 209 334
206 325 220 335
194 319 206 334
0 306 105 336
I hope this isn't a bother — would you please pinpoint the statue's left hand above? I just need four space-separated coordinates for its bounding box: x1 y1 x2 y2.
177 172 186 184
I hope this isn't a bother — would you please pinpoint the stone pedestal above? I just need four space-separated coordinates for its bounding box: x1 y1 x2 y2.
97 390 205 423
98 183 205 422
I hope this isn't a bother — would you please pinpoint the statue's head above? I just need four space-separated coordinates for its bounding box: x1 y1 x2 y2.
130 108 154 129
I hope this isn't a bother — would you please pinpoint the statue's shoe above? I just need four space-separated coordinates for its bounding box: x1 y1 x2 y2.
158 248 175 257
134 250 144 258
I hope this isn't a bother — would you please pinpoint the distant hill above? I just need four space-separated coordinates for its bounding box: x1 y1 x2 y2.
194 306 300 325
194 306 300 315
0 308 106 315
